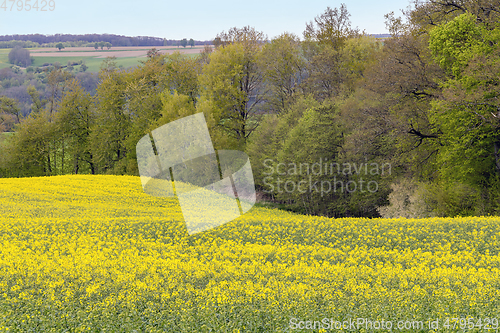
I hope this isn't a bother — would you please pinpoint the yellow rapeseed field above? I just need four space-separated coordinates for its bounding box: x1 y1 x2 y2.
0 175 499 332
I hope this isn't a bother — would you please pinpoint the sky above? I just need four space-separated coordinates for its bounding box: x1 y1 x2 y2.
0 0 412 41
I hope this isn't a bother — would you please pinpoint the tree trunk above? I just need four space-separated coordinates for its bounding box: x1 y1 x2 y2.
61 139 65 174
47 152 51 174
495 139 500 176
73 155 79 174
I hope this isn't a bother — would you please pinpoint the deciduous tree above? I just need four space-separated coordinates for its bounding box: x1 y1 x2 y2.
55 78 95 174
259 33 306 113
198 39 264 149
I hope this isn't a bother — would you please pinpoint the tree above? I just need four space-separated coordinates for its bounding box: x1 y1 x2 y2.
246 95 321 194
271 102 345 217
8 46 31 67
339 35 382 91
180 38 188 48
259 33 306 113
0 96 21 123
213 26 267 49
94 43 98 50
303 45 346 100
55 78 95 174
146 48 160 58
161 52 201 104
354 9 444 182
429 12 486 78
198 33 265 149
56 42 65 51
2 109 54 176
428 13 500 185
189 38 195 48
27 85 47 114
155 91 197 127
90 57 131 173
199 44 213 65
301 4 364 100
410 0 500 32
45 67 73 115
304 3 361 50
105 42 112 50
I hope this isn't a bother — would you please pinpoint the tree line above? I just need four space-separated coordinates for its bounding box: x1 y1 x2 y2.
1 0 499 218
0 34 212 48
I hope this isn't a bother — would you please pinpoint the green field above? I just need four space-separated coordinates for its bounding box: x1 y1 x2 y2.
30 55 144 72
0 47 201 72
0 49 10 69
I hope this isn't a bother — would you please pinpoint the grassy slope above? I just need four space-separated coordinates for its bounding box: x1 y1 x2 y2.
0 49 10 69
30 55 142 72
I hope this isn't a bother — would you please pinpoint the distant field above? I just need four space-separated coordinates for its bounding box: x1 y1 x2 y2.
30 55 142 72
0 45 205 72
0 49 10 70
30 46 204 58
29 45 205 53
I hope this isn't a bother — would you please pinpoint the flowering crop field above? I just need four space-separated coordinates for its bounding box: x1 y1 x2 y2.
0 175 499 332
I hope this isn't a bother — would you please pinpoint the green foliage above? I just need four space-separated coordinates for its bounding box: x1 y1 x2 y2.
55 78 95 174
340 35 382 90
156 91 196 127
301 34 380 100
247 95 321 194
161 52 201 104
0 96 21 122
0 40 40 49
303 3 360 50
275 102 344 216
198 41 263 149
1 4 499 218
8 46 31 67
90 59 130 174
428 13 500 213
2 110 54 176
429 13 488 78
247 98 377 218
259 33 305 113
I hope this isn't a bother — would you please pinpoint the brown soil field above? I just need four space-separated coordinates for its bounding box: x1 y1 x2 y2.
30 46 207 58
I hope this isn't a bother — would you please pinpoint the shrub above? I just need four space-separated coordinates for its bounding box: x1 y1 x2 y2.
378 179 434 218
378 178 482 218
